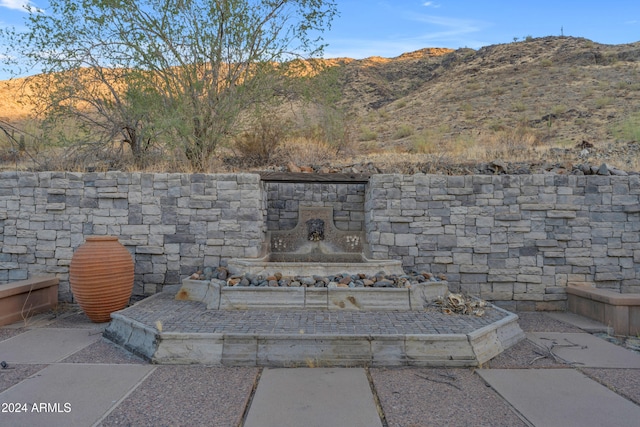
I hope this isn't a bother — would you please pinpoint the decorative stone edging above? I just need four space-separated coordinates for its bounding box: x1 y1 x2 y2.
104 293 525 367
176 278 449 310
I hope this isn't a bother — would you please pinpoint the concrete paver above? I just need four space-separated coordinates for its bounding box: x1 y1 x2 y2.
527 332 640 368
0 328 102 363
478 368 640 427
243 368 383 427
0 363 155 427
1 308 639 427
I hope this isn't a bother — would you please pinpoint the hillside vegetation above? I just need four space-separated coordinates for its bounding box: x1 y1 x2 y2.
1 36 640 174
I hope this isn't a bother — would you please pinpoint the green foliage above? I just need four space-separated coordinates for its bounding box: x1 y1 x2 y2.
1 0 338 171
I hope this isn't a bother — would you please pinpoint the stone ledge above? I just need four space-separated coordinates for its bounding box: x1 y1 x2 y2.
176 278 448 311
567 285 640 335
0 276 59 326
104 293 525 367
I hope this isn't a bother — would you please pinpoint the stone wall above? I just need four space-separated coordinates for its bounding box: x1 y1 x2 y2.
0 172 265 300
365 174 640 311
264 182 366 231
2 171 639 309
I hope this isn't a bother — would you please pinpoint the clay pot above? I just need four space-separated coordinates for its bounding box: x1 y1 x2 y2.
69 236 134 323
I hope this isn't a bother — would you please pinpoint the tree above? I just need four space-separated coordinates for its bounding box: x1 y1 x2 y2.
2 0 337 171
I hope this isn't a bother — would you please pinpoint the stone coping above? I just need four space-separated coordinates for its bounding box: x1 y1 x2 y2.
567 285 640 336
567 286 640 306
176 278 448 310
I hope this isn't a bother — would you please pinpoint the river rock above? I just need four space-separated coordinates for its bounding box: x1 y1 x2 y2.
300 277 316 286
339 276 352 285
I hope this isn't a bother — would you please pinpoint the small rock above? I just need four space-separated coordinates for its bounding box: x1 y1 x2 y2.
274 272 283 280
290 281 301 287
610 168 628 176
374 279 394 287
239 278 250 287
313 275 328 285
328 282 338 288
269 280 279 287
227 278 241 286
287 162 301 173
216 267 228 280
339 276 352 285
597 163 610 176
279 278 291 287
266 275 277 281
337 283 349 288
363 279 374 287
300 277 316 286
189 273 201 280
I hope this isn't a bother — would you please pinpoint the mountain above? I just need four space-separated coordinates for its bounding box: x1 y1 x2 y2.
2 36 639 173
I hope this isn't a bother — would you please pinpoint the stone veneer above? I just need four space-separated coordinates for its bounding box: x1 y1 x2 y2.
366 174 640 311
0 172 265 300
264 181 366 231
1 171 639 309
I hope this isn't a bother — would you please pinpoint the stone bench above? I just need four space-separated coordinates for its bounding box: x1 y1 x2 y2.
567 285 640 336
0 276 59 326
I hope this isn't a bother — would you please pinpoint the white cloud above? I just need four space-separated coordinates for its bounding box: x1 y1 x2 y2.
0 0 30 11
423 2 440 7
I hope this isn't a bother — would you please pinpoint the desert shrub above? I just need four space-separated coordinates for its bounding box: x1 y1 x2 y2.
614 113 640 142
233 113 290 166
595 97 614 109
358 126 378 142
512 101 526 112
272 136 338 166
393 124 414 139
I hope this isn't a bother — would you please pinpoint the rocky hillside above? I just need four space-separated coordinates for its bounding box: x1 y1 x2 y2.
323 36 640 174
2 36 640 174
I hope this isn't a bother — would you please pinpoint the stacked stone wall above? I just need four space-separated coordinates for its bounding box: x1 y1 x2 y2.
2 171 639 309
365 174 640 310
0 172 265 300
265 182 365 231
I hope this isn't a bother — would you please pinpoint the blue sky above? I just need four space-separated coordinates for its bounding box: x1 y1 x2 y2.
323 0 640 58
1 0 639 79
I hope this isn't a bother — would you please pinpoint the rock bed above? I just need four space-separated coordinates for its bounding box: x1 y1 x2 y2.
189 267 446 289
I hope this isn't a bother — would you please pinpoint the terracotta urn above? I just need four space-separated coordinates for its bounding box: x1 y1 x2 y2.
69 236 134 323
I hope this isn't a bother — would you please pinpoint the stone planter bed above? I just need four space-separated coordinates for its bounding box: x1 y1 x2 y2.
105 292 525 367
176 277 449 311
